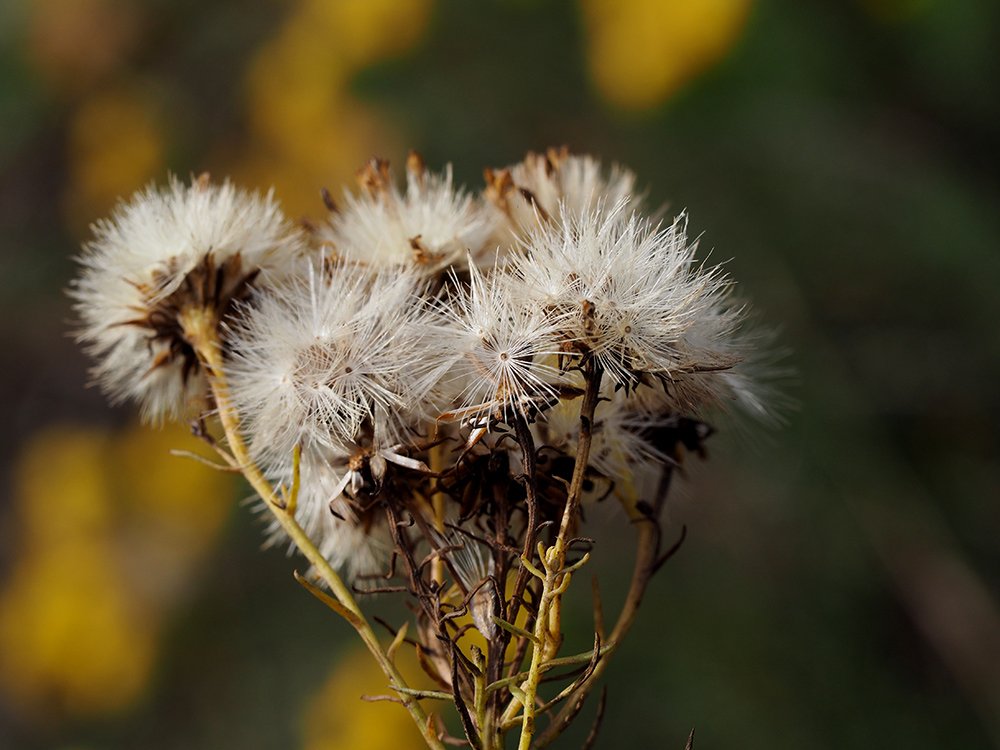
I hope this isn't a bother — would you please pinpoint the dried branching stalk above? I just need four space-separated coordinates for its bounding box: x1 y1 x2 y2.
70 150 783 749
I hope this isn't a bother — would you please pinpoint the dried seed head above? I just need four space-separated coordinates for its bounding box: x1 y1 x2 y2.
317 156 498 274
486 148 640 238
70 175 304 422
226 257 449 465
510 203 738 389
538 385 672 500
265 448 391 581
432 260 572 425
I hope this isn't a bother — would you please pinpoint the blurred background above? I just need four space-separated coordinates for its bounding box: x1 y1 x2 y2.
1 0 999 748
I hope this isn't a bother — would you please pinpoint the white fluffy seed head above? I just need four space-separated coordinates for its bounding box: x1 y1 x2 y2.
316 156 498 274
669 317 792 429
70 174 305 422
510 202 738 388
485 148 640 239
432 260 572 425
226 257 448 465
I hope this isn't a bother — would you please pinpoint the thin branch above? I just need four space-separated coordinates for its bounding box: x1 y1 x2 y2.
580 687 608 750
169 449 242 472
293 571 362 628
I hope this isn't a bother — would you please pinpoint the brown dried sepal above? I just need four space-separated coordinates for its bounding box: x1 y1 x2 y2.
320 186 338 213
408 235 445 267
520 146 570 178
126 253 260 383
544 145 570 172
406 150 426 188
357 157 392 197
484 167 515 213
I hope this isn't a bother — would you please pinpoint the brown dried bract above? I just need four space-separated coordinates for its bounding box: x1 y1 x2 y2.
483 167 515 213
406 149 427 187
409 235 445 267
129 253 259 383
357 157 392 197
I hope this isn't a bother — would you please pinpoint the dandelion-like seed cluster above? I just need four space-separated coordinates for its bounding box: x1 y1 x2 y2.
71 175 304 421
72 147 783 747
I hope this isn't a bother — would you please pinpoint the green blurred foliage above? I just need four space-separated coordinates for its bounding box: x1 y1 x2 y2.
1 0 998 748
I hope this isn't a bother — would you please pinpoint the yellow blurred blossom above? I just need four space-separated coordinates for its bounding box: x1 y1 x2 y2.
0 424 233 719
321 0 434 67
0 538 157 717
302 646 431 750
15 428 114 544
66 85 164 225
234 101 391 217
237 0 433 215
581 0 752 110
116 424 232 544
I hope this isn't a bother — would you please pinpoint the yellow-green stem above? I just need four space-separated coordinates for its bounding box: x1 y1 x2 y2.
551 363 603 569
531 514 661 749
516 547 568 750
180 306 444 750
505 364 603 749
429 443 447 586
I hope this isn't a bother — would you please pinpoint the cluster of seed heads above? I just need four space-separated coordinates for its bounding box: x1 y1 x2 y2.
71 147 779 583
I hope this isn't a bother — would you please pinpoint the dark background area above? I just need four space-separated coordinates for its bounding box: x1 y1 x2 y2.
1 1 998 748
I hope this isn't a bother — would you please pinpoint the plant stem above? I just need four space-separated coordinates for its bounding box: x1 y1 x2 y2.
515 546 576 750
507 362 603 749
429 442 447 586
532 467 673 749
551 361 603 568
180 306 444 750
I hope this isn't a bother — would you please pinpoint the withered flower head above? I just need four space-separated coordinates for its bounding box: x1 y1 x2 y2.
537 384 673 500
316 153 498 274
433 260 571 426
226 257 448 466
485 147 640 237
71 175 305 422
509 202 738 389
